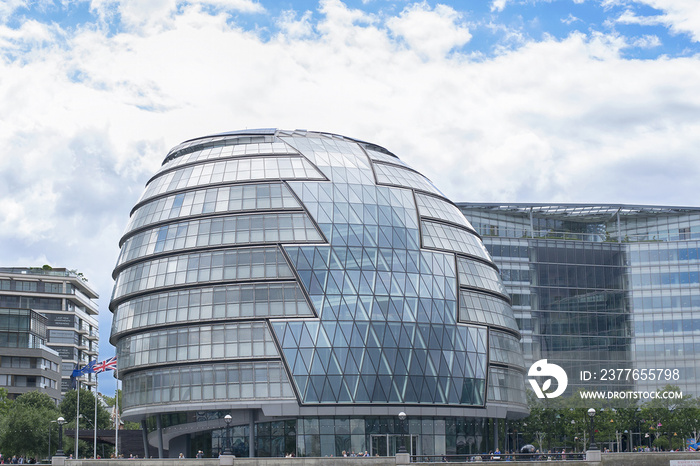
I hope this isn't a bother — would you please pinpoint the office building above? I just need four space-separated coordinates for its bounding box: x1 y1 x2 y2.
110 129 527 458
0 267 100 393
0 307 62 402
457 204 700 397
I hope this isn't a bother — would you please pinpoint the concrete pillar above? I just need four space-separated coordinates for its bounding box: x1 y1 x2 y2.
140 420 149 458
156 415 164 459
248 409 256 458
586 449 601 462
493 419 499 452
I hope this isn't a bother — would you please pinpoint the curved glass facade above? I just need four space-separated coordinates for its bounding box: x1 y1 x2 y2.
110 130 526 458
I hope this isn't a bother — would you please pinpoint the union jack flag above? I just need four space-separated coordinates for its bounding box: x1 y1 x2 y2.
94 356 117 373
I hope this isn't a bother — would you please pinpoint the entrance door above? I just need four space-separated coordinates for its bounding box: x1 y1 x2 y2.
370 434 419 456
371 435 388 456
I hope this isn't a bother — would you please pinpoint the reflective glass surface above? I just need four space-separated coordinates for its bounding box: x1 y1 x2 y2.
122 361 295 407
118 213 322 266
456 257 508 297
139 156 325 204
458 290 518 332
268 134 497 406
112 247 293 301
488 330 524 367
112 282 313 336
125 183 300 234
118 322 277 370
164 134 276 165
421 221 492 262
364 148 409 167
160 139 296 173
487 366 526 404
373 163 443 196
416 193 476 232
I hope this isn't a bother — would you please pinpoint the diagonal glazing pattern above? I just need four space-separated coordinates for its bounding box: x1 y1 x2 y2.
272 134 491 406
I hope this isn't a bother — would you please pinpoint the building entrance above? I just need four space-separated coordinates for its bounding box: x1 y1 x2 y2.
370 434 418 456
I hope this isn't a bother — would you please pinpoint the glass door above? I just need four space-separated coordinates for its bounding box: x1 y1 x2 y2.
370 434 419 456
371 435 388 456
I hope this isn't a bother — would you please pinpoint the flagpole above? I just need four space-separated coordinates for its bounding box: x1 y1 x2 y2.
115 365 119 459
76 377 80 458
94 374 98 459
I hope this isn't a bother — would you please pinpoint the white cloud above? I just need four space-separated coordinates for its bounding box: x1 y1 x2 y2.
387 2 471 59
631 34 661 47
87 0 264 31
621 1 700 42
491 0 509 13
1 1 700 393
615 8 665 27
276 9 315 40
0 0 27 22
562 14 581 25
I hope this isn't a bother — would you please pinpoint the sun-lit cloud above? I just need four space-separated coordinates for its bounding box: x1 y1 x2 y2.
620 1 700 42
387 2 471 59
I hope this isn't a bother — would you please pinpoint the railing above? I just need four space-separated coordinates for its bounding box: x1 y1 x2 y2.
411 452 586 462
479 229 700 244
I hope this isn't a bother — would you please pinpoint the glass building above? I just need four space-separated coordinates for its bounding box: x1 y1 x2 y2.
0 267 99 394
0 308 62 402
457 203 700 397
110 130 527 458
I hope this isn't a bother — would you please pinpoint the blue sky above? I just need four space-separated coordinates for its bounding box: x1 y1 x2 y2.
1 0 699 396
6 0 697 58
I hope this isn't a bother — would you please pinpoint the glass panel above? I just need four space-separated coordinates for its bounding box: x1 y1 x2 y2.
459 290 518 333
117 322 278 370
456 257 508 296
118 213 322 266
422 221 492 261
121 361 295 409
112 247 294 301
373 163 443 196
415 193 476 232
125 183 301 234
161 135 296 172
364 149 409 167
112 282 314 336
488 330 525 367
138 156 325 204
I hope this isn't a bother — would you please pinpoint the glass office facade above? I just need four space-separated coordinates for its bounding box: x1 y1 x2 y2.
458 203 700 398
0 267 99 394
0 308 62 402
111 130 527 458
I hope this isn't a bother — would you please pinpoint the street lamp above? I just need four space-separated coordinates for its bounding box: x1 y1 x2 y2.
588 408 598 451
397 412 407 454
222 414 232 456
56 417 66 457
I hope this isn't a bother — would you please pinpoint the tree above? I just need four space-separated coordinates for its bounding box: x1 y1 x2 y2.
0 387 12 417
59 389 111 430
0 391 60 459
521 391 564 451
639 385 697 450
